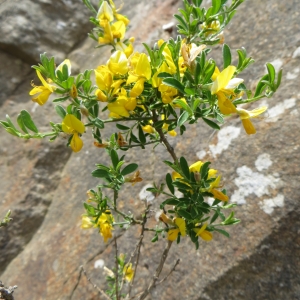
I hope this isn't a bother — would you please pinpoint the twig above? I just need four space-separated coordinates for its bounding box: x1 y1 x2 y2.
152 110 178 163
114 238 120 300
127 205 150 297
80 266 111 300
157 259 180 285
136 240 173 300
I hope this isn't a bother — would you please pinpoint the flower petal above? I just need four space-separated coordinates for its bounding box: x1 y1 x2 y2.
211 65 236 94
70 132 83 152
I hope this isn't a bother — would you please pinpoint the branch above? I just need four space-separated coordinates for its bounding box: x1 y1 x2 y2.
136 240 173 300
127 205 150 297
80 266 111 300
152 110 178 163
156 259 180 285
114 238 120 300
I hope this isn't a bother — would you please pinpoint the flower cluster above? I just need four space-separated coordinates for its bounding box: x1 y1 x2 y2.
81 210 114 243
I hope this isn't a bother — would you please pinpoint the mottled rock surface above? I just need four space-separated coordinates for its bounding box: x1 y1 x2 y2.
1 0 300 299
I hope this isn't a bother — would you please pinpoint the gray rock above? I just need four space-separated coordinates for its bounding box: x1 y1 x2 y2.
0 0 93 64
1 0 300 299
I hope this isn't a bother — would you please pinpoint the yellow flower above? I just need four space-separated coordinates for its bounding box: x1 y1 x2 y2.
211 65 243 115
100 223 113 243
161 115 177 136
97 211 114 243
116 40 134 58
201 20 221 36
159 84 178 104
95 66 124 102
108 0 130 26
123 263 134 282
127 52 151 97
157 39 177 73
189 161 217 178
167 217 186 241
97 1 114 24
236 106 267 135
142 125 155 134
107 50 128 75
62 114 85 152
209 175 228 201
95 65 113 91
107 88 137 117
81 216 94 229
193 223 213 241
29 70 56 105
98 21 126 45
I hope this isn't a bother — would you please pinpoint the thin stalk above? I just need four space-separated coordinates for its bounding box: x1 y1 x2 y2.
114 238 120 300
128 205 149 297
152 110 178 163
137 241 173 300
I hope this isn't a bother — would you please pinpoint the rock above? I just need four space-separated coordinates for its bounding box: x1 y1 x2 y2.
0 51 31 106
0 0 94 64
1 0 300 299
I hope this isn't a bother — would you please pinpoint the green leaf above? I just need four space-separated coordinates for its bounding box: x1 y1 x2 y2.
177 209 192 220
237 48 246 70
151 234 159 243
202 117 220 130
55 105 66 119
162 78 185 94
222 44 232 69
212 0 222 14
210 211 219 224
142 43 155 64
53 96 70 103
93 118 104 129
254 74 269 97
121 163 138 176
0 120 10 128
180 156 190 179
161 198 180 207
138 125 146 144
5 127 21 137
91 169 109 178
276 69 282 89
110 149 119 169
214 228 230 238
173 99 193 115
17 114 29 133
266 63 275 84
166 173 175 195
157 72 173 79
116 124 130 130
200 161 211 180
178 111 190 127
19 110 38 133
172 181 191 190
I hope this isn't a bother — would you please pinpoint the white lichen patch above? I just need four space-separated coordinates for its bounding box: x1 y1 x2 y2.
231 165 280 205
292 46 300 58
209 126 241 157
286 67 299 80
291 109 299 116
266 98 296 122
255 153 272 171
196 150 207 159
94 259 105 269
259 194 284 215
139 183 155 203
